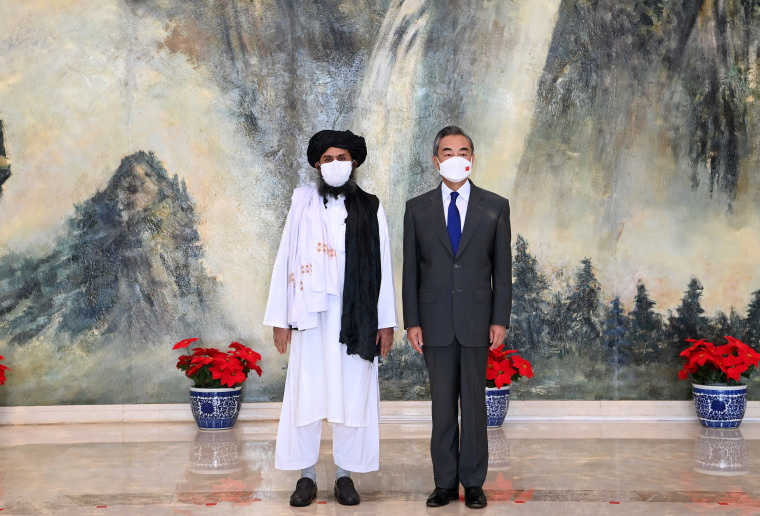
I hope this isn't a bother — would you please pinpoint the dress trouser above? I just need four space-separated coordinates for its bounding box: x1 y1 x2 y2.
274 324 381 473
423 339 489 489
274 417 380 473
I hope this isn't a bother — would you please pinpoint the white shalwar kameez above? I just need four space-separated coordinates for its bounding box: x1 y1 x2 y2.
264 187 397 473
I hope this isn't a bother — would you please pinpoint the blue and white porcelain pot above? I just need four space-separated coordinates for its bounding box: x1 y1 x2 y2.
190 386 243 431
485 386 510 428
691 384 747 429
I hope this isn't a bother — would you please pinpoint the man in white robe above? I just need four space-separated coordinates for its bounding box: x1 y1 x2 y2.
264 129 397 507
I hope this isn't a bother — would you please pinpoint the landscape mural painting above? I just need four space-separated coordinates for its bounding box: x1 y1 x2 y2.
1 0 760 406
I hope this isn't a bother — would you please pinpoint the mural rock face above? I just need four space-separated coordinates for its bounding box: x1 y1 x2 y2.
0 151 236 404
0 121 9 198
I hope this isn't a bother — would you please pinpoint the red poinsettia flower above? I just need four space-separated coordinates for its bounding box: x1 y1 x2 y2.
249 363 263 377
724 336 760 366
687 349 721 369
724 363 750 382
742 348 760 366
719 353 744 368
680 338 714 356
212 367 245 388
192 347 222 358
678 336 760 385
0 355 9 386
494 370 516 389
190 355 215 366
486 347 533 388
173 338 263 388
213 355 244 374
511 355 534 379
228 341 248 352
173 337 200 350
230 343 263 370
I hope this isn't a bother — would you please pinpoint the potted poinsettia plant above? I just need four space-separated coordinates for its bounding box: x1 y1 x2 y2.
173 338 263 430
678 336 760 428
174 338 262 388
485 347 533 427
0 354 9 385
487 347 534 389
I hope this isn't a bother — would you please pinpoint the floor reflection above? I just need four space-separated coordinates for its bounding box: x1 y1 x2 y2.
487 427 510 471
693 427 748 476
1 421 760 514
178 428 263 506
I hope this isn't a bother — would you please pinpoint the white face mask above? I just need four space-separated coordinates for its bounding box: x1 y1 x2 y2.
436 156 472 183
319 160 353 187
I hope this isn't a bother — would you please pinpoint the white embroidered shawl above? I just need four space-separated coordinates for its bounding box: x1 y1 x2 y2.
286 186 340 329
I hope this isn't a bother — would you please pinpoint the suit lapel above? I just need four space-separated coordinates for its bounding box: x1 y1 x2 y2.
457 182 485 257
425 184 455 257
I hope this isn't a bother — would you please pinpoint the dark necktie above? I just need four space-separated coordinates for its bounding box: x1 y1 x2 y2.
447 191 461 255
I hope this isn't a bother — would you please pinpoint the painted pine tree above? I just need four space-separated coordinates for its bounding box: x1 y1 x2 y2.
507 235 549 359
604 297 631 368
566 258 603 350
629 280 662 365
745 289 760 346
665 278 710 365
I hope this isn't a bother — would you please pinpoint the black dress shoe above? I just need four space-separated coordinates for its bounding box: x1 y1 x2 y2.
289 477 317 507
334 476 360 505
464 486 487 509
426 486 459 507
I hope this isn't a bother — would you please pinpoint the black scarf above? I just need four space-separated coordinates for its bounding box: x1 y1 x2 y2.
339 186 381 362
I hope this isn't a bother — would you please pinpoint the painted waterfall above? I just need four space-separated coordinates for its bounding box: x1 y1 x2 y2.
1 0 760 405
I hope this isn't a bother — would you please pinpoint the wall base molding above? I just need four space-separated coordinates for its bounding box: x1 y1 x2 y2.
1 400 759 425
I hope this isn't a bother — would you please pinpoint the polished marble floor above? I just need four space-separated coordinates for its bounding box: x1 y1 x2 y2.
1 420 760 515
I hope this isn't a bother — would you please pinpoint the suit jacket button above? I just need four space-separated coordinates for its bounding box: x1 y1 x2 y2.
453 264 461 269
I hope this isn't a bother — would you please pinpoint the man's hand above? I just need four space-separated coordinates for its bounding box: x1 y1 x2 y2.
407 326 424 354
376 327 394 357
273 326 292 354
489 325 507 350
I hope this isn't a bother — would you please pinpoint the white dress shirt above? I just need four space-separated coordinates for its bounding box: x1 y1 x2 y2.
441 179 470 231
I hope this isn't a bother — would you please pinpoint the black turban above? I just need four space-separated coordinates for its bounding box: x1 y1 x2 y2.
307 130 367 168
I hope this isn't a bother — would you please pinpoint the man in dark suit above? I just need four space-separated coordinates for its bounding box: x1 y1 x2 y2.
402 126 512 509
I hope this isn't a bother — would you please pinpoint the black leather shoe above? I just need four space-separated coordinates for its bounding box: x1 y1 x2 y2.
464 486 487 509
426 486 459 507
333 477 359 505
334 476 360 505
289 477 317 507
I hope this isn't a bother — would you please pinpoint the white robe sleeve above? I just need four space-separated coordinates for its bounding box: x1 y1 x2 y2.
263 205 293 328
376 202 398 329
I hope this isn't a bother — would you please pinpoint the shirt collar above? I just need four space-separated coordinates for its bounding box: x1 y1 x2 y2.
441 180 471 202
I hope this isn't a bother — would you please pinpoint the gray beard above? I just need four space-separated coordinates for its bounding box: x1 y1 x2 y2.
317 172 358 200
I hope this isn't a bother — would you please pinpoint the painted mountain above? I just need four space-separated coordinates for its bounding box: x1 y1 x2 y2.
0 152 236 404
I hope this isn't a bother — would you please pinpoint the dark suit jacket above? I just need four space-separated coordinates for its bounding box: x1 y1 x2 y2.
402 182 512 347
